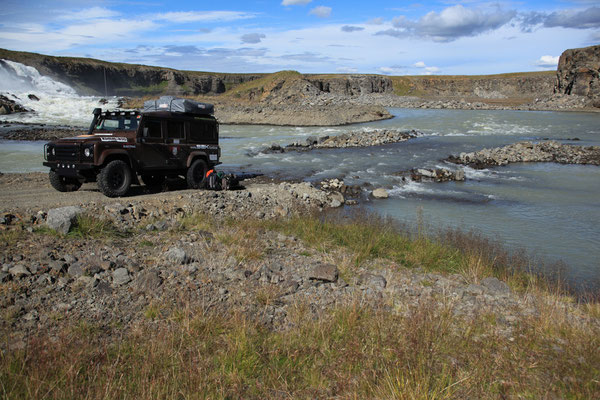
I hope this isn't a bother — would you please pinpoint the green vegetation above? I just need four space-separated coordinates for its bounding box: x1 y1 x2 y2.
222 70 302 101
33 214 127 239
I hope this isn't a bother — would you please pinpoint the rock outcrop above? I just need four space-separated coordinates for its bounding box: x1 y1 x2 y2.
555 44 600 105
0 94 29 115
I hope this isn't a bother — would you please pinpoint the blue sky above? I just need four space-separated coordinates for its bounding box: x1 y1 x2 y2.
0 0 598 75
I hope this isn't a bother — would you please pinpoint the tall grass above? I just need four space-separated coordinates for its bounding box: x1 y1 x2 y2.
2 300 598 399
252 210 563 295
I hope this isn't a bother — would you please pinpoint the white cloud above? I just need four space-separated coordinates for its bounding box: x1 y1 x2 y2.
154 11 255 23
535 55 559 68
58 7 121 21
336 66 358 73
379 5 516 42
413 61 440 74
310 6 332 18
282 0 312 5
60 19 158 41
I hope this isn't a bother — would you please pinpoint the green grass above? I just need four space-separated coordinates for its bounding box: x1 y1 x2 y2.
33 214 127 239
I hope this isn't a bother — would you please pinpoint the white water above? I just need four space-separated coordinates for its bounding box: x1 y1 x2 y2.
0 59 119 126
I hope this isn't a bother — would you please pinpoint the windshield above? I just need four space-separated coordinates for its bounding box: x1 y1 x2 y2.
95 116 139 131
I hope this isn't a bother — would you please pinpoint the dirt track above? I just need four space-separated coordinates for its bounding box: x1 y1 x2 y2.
0 172 213 214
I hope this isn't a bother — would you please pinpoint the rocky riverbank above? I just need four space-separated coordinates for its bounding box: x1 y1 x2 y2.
1 175 595 352
446 140 600 169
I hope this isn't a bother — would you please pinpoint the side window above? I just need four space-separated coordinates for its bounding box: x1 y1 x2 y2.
189 120 216 142
143 120 162 138
167 121 184 142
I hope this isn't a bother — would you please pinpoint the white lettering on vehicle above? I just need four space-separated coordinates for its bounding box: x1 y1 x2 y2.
100 137 128 142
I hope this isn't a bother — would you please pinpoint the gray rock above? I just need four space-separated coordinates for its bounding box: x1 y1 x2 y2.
93 281 112 295
67 263 84 277
463 284 485 296
358 273 387 290
481 277 511 295
372 188 389 199
0 271 11 282
133 270 162 293
49 260 67 273
46 206 83 234
309 263 338 283
454 169 466 181
9 264 30 278
164 247 190 265
329 199 342 208
112 268 131 286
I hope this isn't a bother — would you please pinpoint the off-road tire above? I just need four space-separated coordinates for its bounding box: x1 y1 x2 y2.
186 159 208 189
140 174 166 187
98 160 132 197
49 170 82 192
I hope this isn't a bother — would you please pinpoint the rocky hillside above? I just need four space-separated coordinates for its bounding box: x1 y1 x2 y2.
555 44 600 105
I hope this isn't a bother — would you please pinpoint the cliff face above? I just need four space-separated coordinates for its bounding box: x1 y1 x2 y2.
308 75 393 96
0 48 262 96
393 73 555 99
555 44 600 100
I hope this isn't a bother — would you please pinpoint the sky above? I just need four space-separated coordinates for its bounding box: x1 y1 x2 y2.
0 0 599 75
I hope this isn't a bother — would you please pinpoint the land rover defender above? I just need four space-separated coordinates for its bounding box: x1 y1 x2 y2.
43 96 221 197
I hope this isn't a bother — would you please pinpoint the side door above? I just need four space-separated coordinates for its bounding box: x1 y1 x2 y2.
165 119 186 168
136 117 168 170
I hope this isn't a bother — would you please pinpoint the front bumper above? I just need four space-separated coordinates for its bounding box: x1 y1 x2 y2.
43 161 94 177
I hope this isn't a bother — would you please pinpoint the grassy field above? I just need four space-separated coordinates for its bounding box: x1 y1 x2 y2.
1 212 599 399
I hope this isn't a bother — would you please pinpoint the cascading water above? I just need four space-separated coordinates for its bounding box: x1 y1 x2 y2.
0 59 119 126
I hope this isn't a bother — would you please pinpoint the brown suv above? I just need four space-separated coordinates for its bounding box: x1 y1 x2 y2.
43 97 221 197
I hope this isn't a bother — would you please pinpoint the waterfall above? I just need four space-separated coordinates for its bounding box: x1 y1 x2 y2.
0 59 119 127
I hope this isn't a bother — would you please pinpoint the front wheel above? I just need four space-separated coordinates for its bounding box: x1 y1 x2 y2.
98 160 132 197
49 170 82 192
186 159 208 189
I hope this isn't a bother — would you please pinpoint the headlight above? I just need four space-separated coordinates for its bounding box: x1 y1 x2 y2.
51 147 55 156
84 147 92 157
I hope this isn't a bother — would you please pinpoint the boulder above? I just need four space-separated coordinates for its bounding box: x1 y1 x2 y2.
372 188 389 199
309 263 338 283
112 268 131 286
133 270 162 293
46 206 83 234
481 277 511 295
164 247 190 265
9 264 30 278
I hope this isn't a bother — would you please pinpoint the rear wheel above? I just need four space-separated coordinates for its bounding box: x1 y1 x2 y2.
98 160 132 197
140 174 165 187
186 159 208 189
49 170 82 192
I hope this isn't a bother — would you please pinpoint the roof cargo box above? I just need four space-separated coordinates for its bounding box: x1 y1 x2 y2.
143 96 214 115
